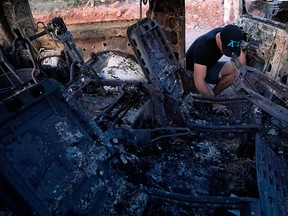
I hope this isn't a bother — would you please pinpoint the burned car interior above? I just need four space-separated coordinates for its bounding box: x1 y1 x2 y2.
0 0 288 215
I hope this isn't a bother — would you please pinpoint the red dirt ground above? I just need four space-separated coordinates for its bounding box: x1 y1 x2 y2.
32 1 225 30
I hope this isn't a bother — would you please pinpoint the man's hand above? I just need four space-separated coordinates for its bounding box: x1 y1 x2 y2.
212 104 232 116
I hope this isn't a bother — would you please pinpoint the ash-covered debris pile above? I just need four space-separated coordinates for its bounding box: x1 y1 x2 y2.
0 16 287 216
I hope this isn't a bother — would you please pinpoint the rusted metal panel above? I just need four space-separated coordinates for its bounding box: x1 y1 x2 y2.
35 19 137 60
148 0 185 68
0 0 36 44
240 16 288 83
0 3 13 46
70 19 136 58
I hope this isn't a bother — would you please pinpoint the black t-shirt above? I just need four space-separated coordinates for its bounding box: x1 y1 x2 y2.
186 27 223 71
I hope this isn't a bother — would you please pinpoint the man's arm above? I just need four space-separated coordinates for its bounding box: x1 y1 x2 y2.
194 63 214 97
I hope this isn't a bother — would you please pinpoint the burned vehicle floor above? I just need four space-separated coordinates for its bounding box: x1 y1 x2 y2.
1 2 288 215
0 79 260 216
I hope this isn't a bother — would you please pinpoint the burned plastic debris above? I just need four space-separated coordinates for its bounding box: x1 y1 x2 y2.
256 133 288 216
231 54 288 126
0 79 124 215
127 18 184 101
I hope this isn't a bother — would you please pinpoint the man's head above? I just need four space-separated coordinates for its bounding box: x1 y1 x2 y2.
220 25 243 57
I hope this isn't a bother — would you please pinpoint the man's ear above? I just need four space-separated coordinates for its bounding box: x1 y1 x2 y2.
216 33 221 41
216 33 222 47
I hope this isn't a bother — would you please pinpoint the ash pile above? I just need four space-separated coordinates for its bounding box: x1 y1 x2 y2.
0 17 287 216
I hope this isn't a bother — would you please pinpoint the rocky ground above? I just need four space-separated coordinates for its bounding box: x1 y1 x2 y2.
29 0 225 30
